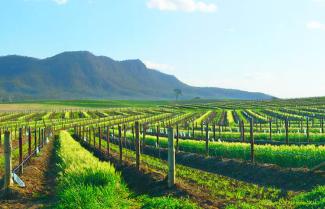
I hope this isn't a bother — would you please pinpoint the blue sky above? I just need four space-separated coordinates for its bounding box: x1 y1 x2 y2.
1 0 325 98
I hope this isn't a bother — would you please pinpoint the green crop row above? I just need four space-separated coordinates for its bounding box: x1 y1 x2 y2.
118 133 325 169
56 131 198 209
82 133 325 209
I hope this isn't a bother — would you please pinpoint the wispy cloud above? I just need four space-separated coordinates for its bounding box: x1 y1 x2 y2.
306 21 325 30
144 60 175 72
53 0 68 5
146 0 217 13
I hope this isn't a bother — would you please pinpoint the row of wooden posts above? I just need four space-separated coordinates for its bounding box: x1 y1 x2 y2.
2 127 52 192
73 118 260 188
176 116 322 144
72 116 324 188
75 121 176 188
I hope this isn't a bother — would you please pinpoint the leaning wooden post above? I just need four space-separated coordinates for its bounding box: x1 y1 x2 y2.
205 123 209 156
167 127 175 188
19 128 23 174
4 131 13 191
118 125 122 163
285 118 289 145
135 122 140 170
250 118 254 163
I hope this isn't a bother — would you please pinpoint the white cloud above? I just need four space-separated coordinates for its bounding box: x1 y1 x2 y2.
306 21 325 30
144 60 175 72
53 0 68 5
146 0 217 13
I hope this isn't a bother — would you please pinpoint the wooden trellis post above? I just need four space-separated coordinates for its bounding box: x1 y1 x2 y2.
87 127 90 144
176 124 179 152
123 124 127 156
142 124 146 152
38 128 41 148
285 118 289 145
81 126 85 142
28 127 31 156
167 127 175 188
269 119 272 141
200 123 203 140
93 127 96 147
19 128 23 174
239 120 243 141
98 127 102 151
107 126 110 155
41 128 44 147
118 125 122 163
213 123 216 141
135 122 140 170
4 131 13 192
250 118 254 163
307 117 310 143
156 125 160 148
192 124 195 139
34 128 37 151
242 121 245 142
205 123 209 156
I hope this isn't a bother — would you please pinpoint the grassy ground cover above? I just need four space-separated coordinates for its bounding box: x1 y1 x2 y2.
114 132 325 169
84 133 325 209
56 131 198 209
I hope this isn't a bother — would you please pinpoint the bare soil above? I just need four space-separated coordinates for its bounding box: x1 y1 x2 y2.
0 138 57 209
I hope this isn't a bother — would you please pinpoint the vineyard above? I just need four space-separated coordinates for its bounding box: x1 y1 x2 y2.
0 98 324 208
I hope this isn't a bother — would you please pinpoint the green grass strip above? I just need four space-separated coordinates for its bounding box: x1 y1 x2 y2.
56 131 199 209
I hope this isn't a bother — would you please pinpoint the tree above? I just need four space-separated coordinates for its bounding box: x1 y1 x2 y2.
174 89 182 101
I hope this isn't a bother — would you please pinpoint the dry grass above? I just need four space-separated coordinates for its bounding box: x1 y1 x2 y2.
0 104 79 112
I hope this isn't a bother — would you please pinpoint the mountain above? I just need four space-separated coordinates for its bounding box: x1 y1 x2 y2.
0 51 274 101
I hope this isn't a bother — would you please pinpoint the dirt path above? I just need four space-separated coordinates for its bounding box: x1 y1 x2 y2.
0 138 57 209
